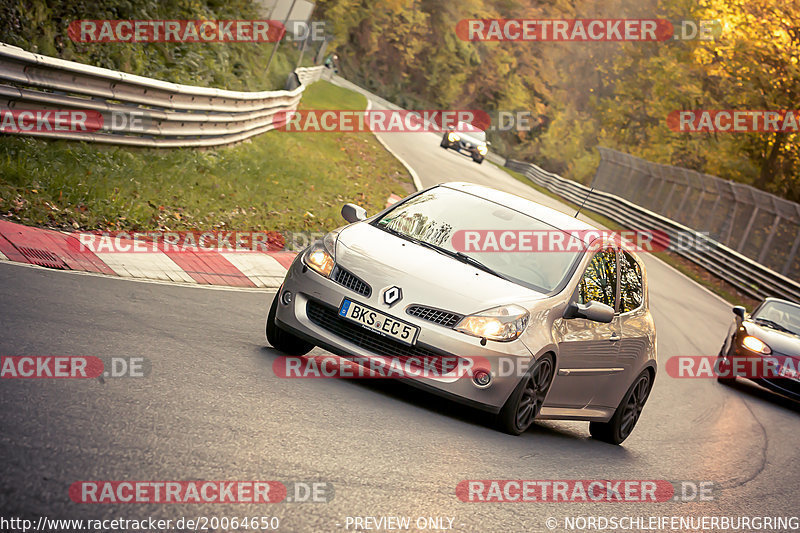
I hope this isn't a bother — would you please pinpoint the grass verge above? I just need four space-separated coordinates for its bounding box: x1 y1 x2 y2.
0 80 413 233
497 164 759 310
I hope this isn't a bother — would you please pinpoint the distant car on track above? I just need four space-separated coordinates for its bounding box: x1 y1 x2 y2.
440 121 489 164
266 183 657 444
717 298 800 401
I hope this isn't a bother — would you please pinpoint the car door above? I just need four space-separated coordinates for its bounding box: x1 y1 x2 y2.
546 246 622 410
592 250 647 410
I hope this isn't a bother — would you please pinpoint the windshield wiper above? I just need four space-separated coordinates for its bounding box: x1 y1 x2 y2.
379 226 511 282
452 251 512 282
753 317 795 335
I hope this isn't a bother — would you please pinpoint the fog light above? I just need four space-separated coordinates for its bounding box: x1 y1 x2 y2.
473 369 491 387
281 290 293 305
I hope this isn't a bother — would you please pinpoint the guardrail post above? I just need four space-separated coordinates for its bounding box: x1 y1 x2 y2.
704 194 722 238
723 203 738 247
782 231 800 277
661 181 679 214
757 215 781 266
675 181 693 221
737 207 760 253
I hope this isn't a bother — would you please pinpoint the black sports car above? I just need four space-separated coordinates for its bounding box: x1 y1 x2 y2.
717 297 800 401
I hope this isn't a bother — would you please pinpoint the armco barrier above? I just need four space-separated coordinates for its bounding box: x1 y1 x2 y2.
505 159 800 302
0 42 329 147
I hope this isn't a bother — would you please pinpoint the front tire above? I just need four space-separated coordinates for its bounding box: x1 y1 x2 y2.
497 354 554 435
266 294 314 356
716 344 734 383
590 370 652 445
440 134 450 148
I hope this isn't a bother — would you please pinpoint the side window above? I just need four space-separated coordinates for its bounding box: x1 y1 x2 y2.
577 248 617 309
619 251 643 313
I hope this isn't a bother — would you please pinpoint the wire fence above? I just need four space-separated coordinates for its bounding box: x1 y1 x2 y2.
594 148 800 282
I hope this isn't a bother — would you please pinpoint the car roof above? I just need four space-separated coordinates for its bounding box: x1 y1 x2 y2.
440 182 600 241
761 297 800 308
455 121 484 133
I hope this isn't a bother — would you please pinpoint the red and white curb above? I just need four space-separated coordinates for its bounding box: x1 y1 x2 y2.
0 219 295 288
0 196 402 288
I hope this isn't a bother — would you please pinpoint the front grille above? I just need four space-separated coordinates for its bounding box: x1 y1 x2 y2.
406 305 463 328
332 266 371 297
306 300 465 374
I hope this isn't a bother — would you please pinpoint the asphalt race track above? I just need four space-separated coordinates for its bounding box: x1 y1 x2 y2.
1 88 799 532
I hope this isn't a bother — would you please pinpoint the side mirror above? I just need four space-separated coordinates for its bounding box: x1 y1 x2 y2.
341 203 367 223
732 306 747 320
564 301 615 323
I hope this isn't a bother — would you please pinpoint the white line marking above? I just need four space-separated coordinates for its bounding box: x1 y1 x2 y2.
366 99 422 192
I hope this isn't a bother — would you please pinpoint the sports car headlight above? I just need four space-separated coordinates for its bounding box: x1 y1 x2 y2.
742 335 771 355
455 305 529 342
448 132 460 142
303 233 337 278
477 145 488 155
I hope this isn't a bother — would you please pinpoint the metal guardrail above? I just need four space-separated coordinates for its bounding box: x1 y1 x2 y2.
594 148 800 280
506 159 800 302
0 42 329 147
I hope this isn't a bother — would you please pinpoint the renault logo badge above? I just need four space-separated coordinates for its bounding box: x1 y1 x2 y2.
383 286 402 306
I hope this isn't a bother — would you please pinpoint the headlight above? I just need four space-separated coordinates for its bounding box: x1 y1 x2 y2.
742 335 771 355
448 132 460 142
477 145 488 155
303 233 337 278
455 304 529 342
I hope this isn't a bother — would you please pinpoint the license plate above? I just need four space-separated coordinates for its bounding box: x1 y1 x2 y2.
338 299 419 346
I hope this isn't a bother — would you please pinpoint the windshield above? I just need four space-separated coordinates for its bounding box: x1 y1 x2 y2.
752 301 800 336
455 121 486 141
374 187 585 293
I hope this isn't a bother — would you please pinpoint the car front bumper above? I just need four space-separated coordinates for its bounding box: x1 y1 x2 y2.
725 348 800 401
273 253 536 413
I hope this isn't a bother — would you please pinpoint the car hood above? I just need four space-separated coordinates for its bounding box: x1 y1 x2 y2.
334 222 545 314
744 321 800 356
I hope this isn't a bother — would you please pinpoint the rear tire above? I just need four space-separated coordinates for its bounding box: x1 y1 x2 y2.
589 370 652 445
266 294 314 356
474 156 484 164
497 354 554 435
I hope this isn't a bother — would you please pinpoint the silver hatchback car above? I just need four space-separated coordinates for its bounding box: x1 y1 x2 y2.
267 183 657 444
